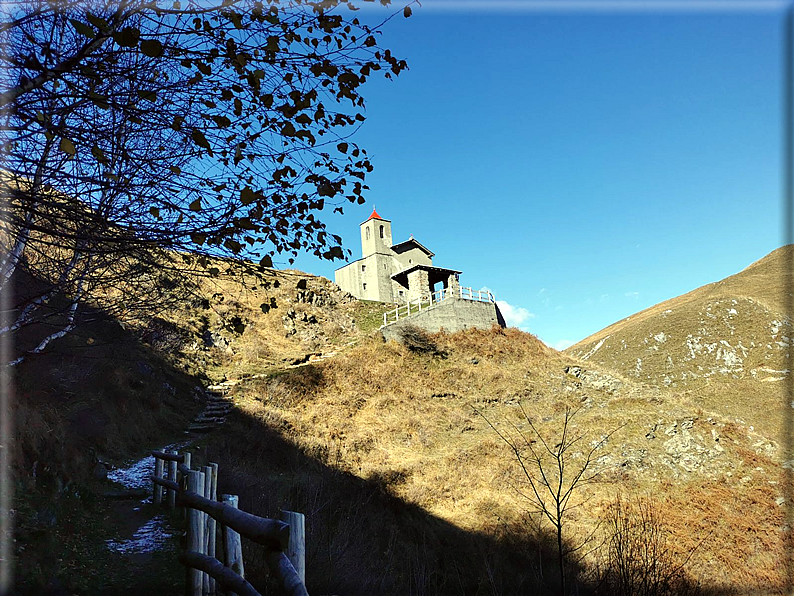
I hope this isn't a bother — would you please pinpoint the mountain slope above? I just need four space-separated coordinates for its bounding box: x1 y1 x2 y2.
565 245 792 444
14 254 789 594
207 327 784 593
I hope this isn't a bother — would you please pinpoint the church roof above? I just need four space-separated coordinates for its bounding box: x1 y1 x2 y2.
363 207 389 223
391 264 462 288
391 238 435 257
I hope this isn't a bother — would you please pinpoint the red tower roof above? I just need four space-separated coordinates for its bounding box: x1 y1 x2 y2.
366 207 384 221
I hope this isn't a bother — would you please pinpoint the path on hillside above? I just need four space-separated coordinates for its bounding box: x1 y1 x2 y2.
186 387 234 434
91 351 346 593
92 387 235 593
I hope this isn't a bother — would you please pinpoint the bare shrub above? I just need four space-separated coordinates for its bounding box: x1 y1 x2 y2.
398 324 445 356
480 405 623 596
594 494 703 596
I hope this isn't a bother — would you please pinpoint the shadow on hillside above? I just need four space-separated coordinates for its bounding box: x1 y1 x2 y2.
9 270 208 595
8 272 788 595
202 398 775 596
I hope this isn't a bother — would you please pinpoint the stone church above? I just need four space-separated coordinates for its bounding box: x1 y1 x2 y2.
334 208 462 304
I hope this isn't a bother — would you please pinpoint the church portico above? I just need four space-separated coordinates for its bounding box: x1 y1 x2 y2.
391 264 462 304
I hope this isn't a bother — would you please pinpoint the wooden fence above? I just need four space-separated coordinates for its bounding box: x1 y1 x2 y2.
150 449 308 596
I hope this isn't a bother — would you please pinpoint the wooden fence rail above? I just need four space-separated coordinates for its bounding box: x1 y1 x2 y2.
150 449 308 596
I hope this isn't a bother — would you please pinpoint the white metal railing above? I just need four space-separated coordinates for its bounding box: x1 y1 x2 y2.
460 286 495 303
382 286 495 327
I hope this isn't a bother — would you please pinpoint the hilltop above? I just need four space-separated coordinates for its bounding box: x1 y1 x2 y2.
566 245 792 444
202 325 784 594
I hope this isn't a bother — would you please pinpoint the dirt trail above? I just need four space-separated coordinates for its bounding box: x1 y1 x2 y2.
91 442 192 594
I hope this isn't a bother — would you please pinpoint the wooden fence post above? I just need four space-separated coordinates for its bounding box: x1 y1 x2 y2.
167 450 178 510
208 463 219 595
221 494 245 595
154 456 164 506
279 510 306 585
202 466 214 595
186 470 205 596
182 452 192 522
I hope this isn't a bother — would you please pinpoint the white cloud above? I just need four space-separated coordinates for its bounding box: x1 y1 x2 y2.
554 339 574 351
624 291 640 299
537 336 574 351
537 288 550 307
477 288 535 330
495 299 535 329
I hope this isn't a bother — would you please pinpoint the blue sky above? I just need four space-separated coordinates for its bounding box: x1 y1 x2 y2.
290 1 785 349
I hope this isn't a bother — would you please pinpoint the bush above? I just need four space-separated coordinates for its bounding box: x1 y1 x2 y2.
398 325 445 356
594 495 702 596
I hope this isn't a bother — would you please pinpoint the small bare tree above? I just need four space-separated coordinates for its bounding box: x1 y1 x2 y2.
479 404 622 596
595 494 704 596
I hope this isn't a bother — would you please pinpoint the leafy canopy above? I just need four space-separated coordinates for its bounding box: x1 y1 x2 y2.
1 0 410 269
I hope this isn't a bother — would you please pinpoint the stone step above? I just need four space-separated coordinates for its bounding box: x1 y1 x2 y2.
194 416 227 424
205 400 233 406
206 383 235 391
187 421 225 432
186 427 215 434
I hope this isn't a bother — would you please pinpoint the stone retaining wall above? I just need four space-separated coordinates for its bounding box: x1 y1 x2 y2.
380 298 505 342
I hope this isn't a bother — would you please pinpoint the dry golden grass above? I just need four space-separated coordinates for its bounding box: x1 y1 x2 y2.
571 245 794 348
209 325 788 593
141 263 394 382
567 246 793 445
14 244 792 593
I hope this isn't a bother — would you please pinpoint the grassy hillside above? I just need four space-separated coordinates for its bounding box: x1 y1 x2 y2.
566 246 793 443
136 263 395 381
12 254 790 594
203 327 785 594
11 264 395 593
12 304 202 593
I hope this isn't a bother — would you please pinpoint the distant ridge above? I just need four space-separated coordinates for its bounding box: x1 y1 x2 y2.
571 245 792 351
566 245 792 440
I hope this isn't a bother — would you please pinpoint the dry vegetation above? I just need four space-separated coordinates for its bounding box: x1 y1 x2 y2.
567 246 793 442
138 263 395 381
13 250 792 594
202 326 788 594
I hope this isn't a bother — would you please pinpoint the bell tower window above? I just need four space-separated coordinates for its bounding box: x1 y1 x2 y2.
366 227 370 240
379 225 384 239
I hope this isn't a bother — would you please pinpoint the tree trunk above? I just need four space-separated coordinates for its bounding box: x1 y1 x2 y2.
557 522 565 596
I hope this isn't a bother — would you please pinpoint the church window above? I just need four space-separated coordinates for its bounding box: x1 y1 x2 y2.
379 225 384 238
363 283 367 290
362 265 366 272
366 227 370 240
